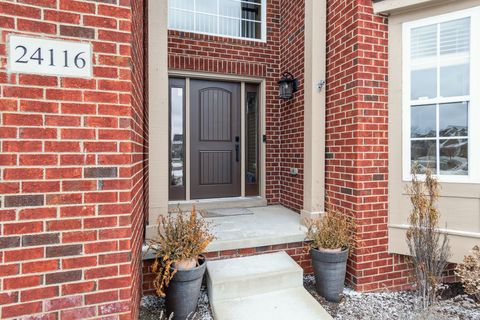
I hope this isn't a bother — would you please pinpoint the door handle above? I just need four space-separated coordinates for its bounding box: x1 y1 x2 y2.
235 136 240 162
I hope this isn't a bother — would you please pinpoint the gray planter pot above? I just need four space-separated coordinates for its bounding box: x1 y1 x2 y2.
310 247 349 302
165 256 207 320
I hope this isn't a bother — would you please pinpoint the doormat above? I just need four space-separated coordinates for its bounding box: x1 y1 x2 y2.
200 207 254 218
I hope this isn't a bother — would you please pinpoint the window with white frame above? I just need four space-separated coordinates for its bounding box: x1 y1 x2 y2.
403 7 480 182
168 0 266 41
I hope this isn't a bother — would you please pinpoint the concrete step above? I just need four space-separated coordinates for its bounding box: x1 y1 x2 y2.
211 287 333 320
206 251 333 320
206 251 303 302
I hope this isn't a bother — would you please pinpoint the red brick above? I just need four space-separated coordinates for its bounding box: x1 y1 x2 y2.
61 128 96 139
84 91 118 103
0 16 15 29
23 260 59 274
62 231 97 244
98 4 131 18
3 113 43 126
0 292 18 306
4 247 44 262
84 217 117 229
85 241 118 254
0 264 19 277
0 154 17 165
17 18 56 33
85 266 118 280
99 252 130 265
1 302 42 318
4 221 43 235
0 182 19 194
60 205 95 218
3 275 41 290
99 227 130 240
61 102 96 114
20 100 58 113
0 126 17 138
20 207 57 220
98 301 130 316
0 99 17 111
20 154 58 166
59 0 95 14
44 141 80 152
44 295 82 312
61 281 96 295
47 219 81 231
22 181 60 193
61 77 96 89
61 306 97 319
46 193 82 205
85 116 118 127
85 290 119 305
62 180 97 191
46 167 82 179
21 286 59 302
3 141 42 153
3 168 43 180
19 0 56 8
19 128 57 139
62 256 97 269
84 192 118 204
45 115 81 126
0 3 41 18
3 86 43 99
44 10 80 24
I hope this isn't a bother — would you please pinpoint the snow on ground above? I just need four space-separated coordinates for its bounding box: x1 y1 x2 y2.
140 275 480 320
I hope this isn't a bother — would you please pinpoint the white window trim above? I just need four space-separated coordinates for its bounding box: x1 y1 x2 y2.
402 6 480 183
168 0 267 42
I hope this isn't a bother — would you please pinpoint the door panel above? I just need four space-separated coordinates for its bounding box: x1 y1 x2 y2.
190 80 241 199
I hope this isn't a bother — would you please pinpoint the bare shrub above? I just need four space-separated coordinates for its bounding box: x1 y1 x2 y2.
455 245 480 301
305 209 355 250
406 166 450 309
146 206 214 297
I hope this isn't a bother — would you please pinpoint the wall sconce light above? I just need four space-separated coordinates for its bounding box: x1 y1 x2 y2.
278 72 298 100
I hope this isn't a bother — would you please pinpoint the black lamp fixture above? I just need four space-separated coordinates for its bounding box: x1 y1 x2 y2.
278 72 298 100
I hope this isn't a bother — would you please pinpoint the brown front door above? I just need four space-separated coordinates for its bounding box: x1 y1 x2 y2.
190 80 241 199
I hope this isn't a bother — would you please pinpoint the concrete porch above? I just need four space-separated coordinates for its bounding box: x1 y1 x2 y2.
143 205 307 258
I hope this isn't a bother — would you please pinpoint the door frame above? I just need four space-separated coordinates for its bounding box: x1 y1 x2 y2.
168 70 266 202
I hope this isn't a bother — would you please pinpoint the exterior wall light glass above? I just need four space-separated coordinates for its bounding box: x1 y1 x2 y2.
278 72 298 99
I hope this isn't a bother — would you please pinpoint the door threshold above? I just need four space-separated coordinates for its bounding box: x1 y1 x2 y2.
168 196 267 211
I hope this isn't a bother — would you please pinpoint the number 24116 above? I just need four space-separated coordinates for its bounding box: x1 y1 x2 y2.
15 46 87 69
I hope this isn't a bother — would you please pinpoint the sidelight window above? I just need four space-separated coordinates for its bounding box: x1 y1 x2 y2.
169 79 186 200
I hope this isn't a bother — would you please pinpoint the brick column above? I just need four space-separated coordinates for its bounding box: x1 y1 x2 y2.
325 0 410 291
0 1 146 319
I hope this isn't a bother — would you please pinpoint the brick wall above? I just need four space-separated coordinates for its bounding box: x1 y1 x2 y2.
0 0 147 319
143 241 312 296
278 0 305 212
325 0 412 291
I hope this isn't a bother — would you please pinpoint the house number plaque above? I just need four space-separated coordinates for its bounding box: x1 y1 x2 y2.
8 35 92 78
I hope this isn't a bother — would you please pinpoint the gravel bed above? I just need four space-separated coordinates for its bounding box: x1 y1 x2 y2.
140 276 480 320
303 275 480 320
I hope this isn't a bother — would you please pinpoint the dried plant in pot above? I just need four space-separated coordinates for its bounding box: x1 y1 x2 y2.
305 210 355 302
147 207 214 320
